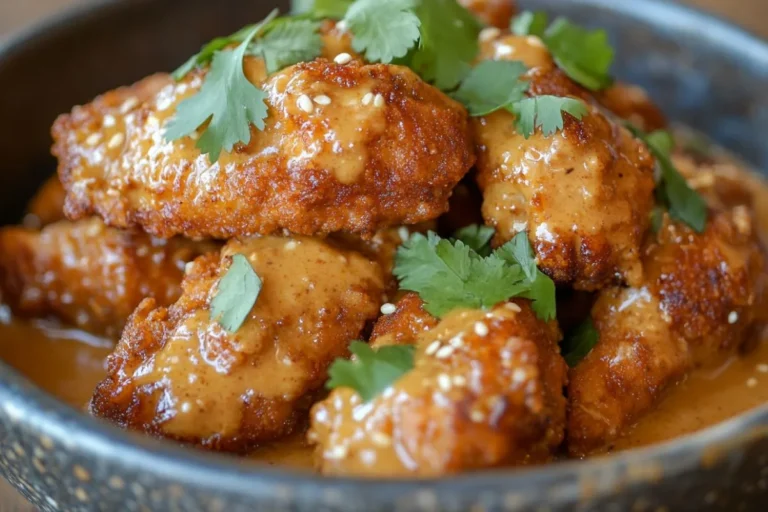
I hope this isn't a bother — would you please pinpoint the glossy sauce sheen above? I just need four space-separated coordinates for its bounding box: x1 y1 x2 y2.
1 158 768 472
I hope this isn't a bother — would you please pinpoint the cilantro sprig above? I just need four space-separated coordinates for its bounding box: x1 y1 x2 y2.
394 231 556 320
453 224 494 256
512 12 614 91
629 126 708 233
166 11 323 162
210 254 262 333
561 318 599 367
326 341 415 401
345 0 421 64
452 60 588 138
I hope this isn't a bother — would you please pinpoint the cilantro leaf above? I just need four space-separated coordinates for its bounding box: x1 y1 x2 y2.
453 224 494 257
494 233 557 321
512 96 588 138
250 18 323 73
344 0 421 64
511 12 614 91
294 0 353 17
511 11 548 37
451 60 529 116
172 10 279 81
165 26 269 163
408 0 482 90
210 254 262 333
629 126 708 233
326 341 415 401
395 232 528 317
561 318 599 367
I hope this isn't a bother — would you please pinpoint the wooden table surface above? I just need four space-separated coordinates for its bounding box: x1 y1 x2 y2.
0 0 767 509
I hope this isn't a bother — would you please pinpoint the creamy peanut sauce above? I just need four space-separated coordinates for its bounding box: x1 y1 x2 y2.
1 137 767 471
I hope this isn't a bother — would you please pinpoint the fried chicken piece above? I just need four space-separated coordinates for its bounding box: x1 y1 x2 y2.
460 0 517 28
474 35 656 290
22 175 67 228
0 218 214 337
309 300 567 476
54 58 475 239
568 197 766 456
369 292 439 346
90 236 385 452
596 82 667 132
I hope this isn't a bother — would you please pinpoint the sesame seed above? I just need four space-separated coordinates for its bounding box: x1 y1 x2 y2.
327 445 348 459
470 410 486 423
452 375 467 387
495 44 514 57
362 92 374 106
373 94 385 107
284 240 298 251
103 114 116 127
474 322 489 337
505 302 522 313
85 134 101 147
397 226 410 242
334 52 352 65
297 94 314 113
185 261 195 274
435 345 455 359
107 133 125 149
146 115 160 128
757 364 768 373
180 402 192 413
380 303 397 315
371 432 391 447
449 335 464 348
437 373 452 392
335 20 348 33
527 35 545 48
479 27 501 42
314 95 332 105
425 340 441 356
747 377 758 388
119 97 139 114
728 311 739 324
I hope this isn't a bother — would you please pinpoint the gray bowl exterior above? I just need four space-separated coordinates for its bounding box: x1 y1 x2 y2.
0 0 766 510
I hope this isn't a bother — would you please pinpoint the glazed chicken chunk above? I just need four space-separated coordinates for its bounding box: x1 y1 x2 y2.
0 218 214 337
54 58 475 239
309 298 567 476
22 175 67 229
474 34 656 290
460 0 517 28
90 236 385 452
568 175 766 456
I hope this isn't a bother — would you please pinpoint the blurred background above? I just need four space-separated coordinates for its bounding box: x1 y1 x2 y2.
1 0 768 40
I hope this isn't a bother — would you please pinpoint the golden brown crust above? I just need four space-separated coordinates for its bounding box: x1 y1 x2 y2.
309 300 567 476
0 218 214 337
474 35 656 290
23 175 67 229
460 0 517 28
369 292 439 347
596 82 667 132
90 236 385 452
54 59 475 239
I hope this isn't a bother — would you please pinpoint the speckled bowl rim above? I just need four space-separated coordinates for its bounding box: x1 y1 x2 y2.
0 0 767 504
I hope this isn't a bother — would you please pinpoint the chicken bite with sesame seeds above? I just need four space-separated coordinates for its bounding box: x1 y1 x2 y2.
473 34 656 290
0 218 215 338
309 299 568 476
568 182 767 457
90 236 386 452
54 57 475 240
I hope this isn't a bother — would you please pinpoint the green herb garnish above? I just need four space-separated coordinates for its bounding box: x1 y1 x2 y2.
561 318 599 367
210 253 262 333
344 0 421 64
453 224 495 256
452 60 588 138
512 12 614 91
326 341 416 401
394 231 556 320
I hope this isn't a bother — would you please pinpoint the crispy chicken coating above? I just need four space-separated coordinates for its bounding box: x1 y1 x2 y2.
309 299 567 476
23 175 67 229
460 0 517 28
369 292 439 346
568 180 767 456
0 218 213 337
54 58 475 239
90 236 385 452
474 35 656 290
596 82 667 132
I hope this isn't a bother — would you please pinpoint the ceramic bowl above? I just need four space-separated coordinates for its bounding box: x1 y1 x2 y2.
0 0 767 510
